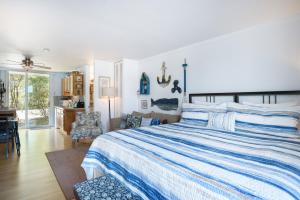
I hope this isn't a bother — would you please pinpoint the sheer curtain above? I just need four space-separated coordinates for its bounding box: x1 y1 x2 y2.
113 62 122 118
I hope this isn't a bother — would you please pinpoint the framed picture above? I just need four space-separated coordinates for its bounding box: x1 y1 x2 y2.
99 76 110 98
141 100 148 110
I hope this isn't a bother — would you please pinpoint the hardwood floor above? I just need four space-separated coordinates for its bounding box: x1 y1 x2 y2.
0 128 76 200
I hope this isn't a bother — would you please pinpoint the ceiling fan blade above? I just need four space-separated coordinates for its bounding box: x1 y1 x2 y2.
33 65 52 70
0 63 22 65
6 59 21 63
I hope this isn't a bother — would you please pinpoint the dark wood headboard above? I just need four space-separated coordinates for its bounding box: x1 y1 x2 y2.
189 90 300 104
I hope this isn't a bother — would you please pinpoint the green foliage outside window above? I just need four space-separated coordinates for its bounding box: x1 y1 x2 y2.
28 75 50 117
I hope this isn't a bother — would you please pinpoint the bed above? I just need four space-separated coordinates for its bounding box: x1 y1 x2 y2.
81 91 300 200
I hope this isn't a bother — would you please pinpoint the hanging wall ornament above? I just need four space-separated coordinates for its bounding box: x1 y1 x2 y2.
151 98 178 111
157 62 171 88
182 58 188 103
140 72 150 95
171 80 182 94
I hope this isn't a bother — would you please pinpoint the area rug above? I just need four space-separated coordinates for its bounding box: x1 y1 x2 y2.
46 146 89 200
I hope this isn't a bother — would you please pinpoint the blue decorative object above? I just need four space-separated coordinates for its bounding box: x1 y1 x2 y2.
171 80 182 94
150 118 161 125
182 59 188 102
74 174 142 200
140 72 150 95
157 62 171 88
151 98 178 111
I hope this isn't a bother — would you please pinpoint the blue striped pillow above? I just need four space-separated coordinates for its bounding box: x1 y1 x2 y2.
180 103 227 126
227 102 300 134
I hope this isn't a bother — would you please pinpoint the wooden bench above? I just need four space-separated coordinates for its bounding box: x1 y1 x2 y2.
73 174 142 200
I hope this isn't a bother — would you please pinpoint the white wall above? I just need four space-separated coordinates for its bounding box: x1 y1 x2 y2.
93 60 114 132
138 16 300 113
49 72 67 126
121 59 139 114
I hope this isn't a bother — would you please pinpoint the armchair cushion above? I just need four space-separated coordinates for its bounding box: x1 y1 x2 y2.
71 112 103 141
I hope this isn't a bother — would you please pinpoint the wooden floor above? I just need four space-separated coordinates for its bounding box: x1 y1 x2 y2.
0 128 74 200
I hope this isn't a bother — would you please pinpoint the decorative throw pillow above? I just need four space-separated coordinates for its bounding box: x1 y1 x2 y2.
207 112 236 132
150 118 160 125
125 114 142 128
140 117 153 127
180 103 227 126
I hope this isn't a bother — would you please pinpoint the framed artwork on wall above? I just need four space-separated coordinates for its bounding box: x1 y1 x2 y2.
140 100 148 110
98 76 110 98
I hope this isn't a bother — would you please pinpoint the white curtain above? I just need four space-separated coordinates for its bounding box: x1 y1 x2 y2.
0 70 9 107
113 62 122 117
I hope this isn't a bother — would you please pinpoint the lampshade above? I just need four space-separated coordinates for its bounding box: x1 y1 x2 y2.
102 87 115 97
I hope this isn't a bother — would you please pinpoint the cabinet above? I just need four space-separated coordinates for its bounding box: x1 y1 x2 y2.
55 107 85 134
63 108 85 135
62 72 83 96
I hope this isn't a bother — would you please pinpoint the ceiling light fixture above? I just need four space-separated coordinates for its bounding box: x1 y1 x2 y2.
42 48 50 53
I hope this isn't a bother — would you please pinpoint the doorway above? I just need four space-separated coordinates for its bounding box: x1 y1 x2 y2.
9 71 50 128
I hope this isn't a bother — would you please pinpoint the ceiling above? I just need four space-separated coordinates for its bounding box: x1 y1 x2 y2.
0 0 300 71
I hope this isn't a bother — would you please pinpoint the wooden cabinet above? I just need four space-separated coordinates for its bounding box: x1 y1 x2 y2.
72 74 83 96
63 108 85 135
89 80 94 108
62 72 83 96
55 107 84 134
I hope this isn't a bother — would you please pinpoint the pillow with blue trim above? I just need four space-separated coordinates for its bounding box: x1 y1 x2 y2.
180 103 227 126
227 102 300 136
207 112 236 132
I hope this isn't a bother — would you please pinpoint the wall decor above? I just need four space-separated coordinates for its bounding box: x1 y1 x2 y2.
98 76 110 98
182 58 188 102
140 72 150 95
151 98 178 111
157 62 171 88
171 80 182 94
140 100 148 110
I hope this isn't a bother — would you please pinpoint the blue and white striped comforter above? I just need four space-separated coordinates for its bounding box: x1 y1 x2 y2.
81 122 300 200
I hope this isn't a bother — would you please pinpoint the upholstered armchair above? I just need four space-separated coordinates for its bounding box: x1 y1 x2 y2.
71 112 103 146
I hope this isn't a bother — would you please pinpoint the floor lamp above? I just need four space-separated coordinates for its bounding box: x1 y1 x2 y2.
102 87 115 130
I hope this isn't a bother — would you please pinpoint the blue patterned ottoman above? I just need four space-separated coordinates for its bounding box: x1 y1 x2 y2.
73 174 143 200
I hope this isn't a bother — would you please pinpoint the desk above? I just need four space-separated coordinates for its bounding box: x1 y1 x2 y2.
0 119 20 156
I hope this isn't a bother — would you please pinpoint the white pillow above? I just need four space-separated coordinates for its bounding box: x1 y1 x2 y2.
140 117 153 127
180 103 227 126
227 102 300 135
193 101 218 105
242 101 299 108
207 112 236 132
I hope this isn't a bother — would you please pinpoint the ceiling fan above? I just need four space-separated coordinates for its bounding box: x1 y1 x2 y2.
4 56 52 71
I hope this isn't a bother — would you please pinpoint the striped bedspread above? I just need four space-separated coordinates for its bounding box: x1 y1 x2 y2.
81 122 300 200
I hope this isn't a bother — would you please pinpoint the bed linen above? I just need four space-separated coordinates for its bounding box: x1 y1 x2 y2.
81 122 300 200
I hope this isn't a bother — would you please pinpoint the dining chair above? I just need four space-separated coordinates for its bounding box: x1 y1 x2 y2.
0 120 11 159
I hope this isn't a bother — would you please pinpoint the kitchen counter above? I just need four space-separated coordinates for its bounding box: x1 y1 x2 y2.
55 106 85 134
55 106 85 110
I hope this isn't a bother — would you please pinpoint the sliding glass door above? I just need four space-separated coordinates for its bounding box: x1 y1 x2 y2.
9 71 50 128
28 73 50 127
9 72 26 127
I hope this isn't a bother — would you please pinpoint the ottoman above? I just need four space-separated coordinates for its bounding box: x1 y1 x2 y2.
73 174 143 200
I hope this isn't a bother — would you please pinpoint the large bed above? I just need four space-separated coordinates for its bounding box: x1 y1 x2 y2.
81 91 300 200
